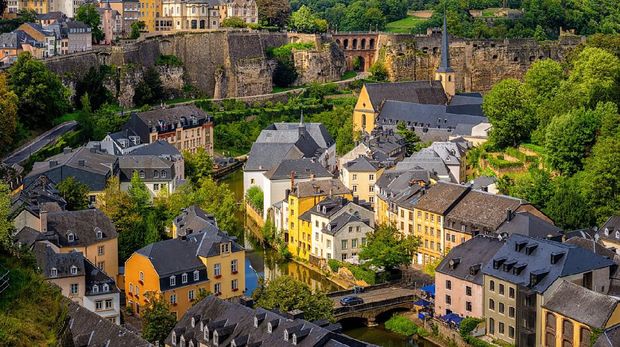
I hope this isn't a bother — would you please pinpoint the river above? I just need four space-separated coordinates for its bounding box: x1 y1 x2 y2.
220 169 439 347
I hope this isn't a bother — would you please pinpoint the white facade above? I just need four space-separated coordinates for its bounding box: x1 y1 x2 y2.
83 291 121 324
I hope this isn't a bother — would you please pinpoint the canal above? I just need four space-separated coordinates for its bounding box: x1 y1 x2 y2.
220 169 438 347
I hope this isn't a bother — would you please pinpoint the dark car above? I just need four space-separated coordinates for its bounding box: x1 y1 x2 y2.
340 296 364 306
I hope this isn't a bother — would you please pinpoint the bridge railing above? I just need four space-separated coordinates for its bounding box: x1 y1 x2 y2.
327 282 397 298
333 294 416 316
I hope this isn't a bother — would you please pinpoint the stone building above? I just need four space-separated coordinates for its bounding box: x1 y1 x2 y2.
156 0 223 31
221 0 258 24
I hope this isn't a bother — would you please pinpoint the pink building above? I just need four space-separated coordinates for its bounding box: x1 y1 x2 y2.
435 236 503 318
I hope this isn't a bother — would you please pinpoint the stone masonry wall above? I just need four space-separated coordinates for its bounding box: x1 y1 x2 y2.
293 42 346 86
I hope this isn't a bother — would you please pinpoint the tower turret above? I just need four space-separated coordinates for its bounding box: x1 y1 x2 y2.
435 12 456 98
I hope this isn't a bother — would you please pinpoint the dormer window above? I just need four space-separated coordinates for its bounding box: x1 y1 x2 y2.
170 276 176 286
182 273 188 283
448 258 460 270
95 228 103 239
103 283 109 292
93 285 99 293
50 268 57 277
284 330 289 341
616 231 620 239
193 270 199 281
139 170 145 178
67 233 75 242
220 243 231 254
70 265 78 275
172 332 177 346
213 331 220 346
191 317 196 328
154 170 160 178
204 327 210 341
161 170 167 178
604 228 609 236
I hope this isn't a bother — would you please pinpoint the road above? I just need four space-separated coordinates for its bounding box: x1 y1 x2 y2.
2 121 78 166
331 287 418 308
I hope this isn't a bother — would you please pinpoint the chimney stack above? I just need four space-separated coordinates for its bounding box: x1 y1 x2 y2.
290 171 295 190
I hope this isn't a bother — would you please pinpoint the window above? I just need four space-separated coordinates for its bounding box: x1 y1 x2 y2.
509 326 515 339
499 302 505 314
67 233 75 242
129 283 133 293
93 285 99 293
490 280 495 291
351 239 358 248
361 237 367 246
232 279 238 290
368 185 373 192
509 306 515 318
70 265 78 275
220 243 230 254
194 270 199 281
353 185 357 192
170 276 176 286
182 273 188 284
489 299 495 310
349 226 353 233
509 287 515 298
352 174 357 180
341 240 348 250
499 322 505 334
97 261 105 270
466 286 472 296
139 170 145 178
71 283 79 294
96 300 103 310
489 318 495 334
231 259 238 273
214 263 221 277
446 280 452 290
466 301 472 312
214 282 221 294
369 174 374 180
96 229 103 239
154 183 160 191
189 290 195 300
51 268 58 277
161 171 166 178
445 295 451 304
97 245 104 256
105 299 112 309
139 271 144 282
154 170 159 178
135 287 139 296
499 283 505 295
170 294 177 304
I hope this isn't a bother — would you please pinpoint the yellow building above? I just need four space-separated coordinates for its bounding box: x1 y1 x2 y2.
287 179 351 261
340 155 383 206
542 280 620 347
412 182 469 266
125 229 245 319
139 0 162 32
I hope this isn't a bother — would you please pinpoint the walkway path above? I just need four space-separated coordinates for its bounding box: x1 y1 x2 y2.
2 121 78 166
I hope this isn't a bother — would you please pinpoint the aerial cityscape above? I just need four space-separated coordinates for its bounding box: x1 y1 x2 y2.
1 0 619 346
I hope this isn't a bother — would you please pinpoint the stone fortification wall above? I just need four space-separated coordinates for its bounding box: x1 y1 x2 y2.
293 42 346 86
377 32 583 92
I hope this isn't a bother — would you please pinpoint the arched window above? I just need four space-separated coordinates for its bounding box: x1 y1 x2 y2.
352 38 358 49
103 283 109 292
563 319 574 346
579 327 591 346
361 38 366 49
343 39 349 49
361 114 366 130
93 285 99 293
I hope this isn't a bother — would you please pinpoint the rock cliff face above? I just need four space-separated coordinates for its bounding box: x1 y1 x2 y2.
376 32 583 92
293 42 346 86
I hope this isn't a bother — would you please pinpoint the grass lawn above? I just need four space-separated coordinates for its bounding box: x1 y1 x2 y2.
340 71 357 80
385 16 427 34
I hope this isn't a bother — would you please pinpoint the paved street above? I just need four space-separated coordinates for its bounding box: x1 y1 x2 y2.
2 121 78 166
331 287 418 308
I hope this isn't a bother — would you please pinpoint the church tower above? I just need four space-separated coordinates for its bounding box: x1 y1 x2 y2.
434 13 456 98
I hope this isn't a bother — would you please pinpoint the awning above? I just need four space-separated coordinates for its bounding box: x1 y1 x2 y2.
420 284 435 296
440 313 464 326
413 299 431 307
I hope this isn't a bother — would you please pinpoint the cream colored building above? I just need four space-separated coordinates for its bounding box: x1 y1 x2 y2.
340 155 382 206
221 0 257 24
157 0 222 31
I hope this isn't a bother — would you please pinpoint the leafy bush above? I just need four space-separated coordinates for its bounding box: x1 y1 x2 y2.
459 317 484 338
487 155 523 170
369 61 388 81
328 259 341 272
221 16 247 28
267 42 315 60
385 315 428 337
156 54 183 67
327 259 376 284
246 186 264 213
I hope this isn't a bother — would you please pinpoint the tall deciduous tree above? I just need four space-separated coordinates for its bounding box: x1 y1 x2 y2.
289 5 327 33
8 52 69 127
396 121 422 155
0 73 18 154
359 223 420 271
57 177 90 211
0 182 13 252
252 276 333 321
141 292 177 345
567 47 620 107
256 0 291 27
183 148 213 184
133 67 165 106
75 4 104 43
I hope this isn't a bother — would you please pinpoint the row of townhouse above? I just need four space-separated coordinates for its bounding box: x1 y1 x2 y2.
23 105 213 205
435 232 620 347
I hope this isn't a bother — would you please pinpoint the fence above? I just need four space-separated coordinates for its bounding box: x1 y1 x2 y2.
0 266 9 295
333 294 416 316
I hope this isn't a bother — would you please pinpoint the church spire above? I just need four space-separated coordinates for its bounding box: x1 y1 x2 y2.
437 12 453 73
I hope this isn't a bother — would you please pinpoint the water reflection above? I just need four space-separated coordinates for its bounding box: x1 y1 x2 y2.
344 323 436 347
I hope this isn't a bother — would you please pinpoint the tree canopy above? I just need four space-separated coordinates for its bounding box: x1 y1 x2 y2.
252 276 333 321
256 0 291 27
289 5 328 33
0 73 18 155
57 177 90 211
183 148 213 184
133 67 165 106
221 16 248 28
141 292 177 345
75 4 104 43
359 223 420 271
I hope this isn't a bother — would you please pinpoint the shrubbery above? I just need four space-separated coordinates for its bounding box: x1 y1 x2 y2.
385 315 428 337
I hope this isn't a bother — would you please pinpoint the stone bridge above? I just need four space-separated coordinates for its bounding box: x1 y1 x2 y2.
330 286 418 325
331 33 379 71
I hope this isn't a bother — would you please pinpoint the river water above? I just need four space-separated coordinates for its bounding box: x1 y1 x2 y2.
220 169 438 347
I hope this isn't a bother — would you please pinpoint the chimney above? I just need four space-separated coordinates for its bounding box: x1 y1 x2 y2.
287 309 304 320
63 147 71 154
49 160 58 168
39 209 48 232
78 159 86 167
506 209 513 221
290 171 295 190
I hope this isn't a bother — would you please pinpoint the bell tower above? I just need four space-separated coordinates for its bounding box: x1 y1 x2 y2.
434 13 456 98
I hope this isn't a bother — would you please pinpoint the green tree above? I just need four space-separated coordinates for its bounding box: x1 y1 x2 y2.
359 223 420 271
273 60 298 87
396 121 421 155
581 135 620 224
8 52 69 127
523 59 564 104
0 73 18 154
482 78 535 148
74 66 113 111
289 5 328 33
91 104 129 140
256 0 291 27
369 61 388 81
0 182 13 251
133 67 165 106
252 276 333 321
57 177 90 211
183 148 213 184
499 167 553 210
246 186 264 213
128 171 151 209
544 176 593 230
130 21 146 39
75 3 104 43
221 16 247 28
141 292 177 345
0 0 7 15
567 47 620 107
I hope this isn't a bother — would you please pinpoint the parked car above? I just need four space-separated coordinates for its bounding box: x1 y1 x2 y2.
340 296 364 306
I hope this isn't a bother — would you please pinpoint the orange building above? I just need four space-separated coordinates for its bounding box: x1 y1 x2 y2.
125 229 245 319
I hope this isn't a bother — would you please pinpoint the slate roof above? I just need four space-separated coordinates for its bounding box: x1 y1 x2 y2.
37 11 67 21
84 259 118 296
323 212 370 236
564 237 617 260
300 197 372 223
414 182 470 215
291 179 349 198
544 280 620 328
14 226 42 249
376 100 487 131
68 302 151 347
469 175 496 191
129 139 182 156
135 104 210 127
135 229 243 277
436 236 504 285
245 143 305 171
482 234 615 294
165 295 376 347
267 123 335 149
364 81 448 111
594 325 620 347
496 211 562 239
9 175 66 218
599 216 620 243
263 159 332 180
445 190 527 233
0 30 42 50
45 209 117 248
343 156 379 173
375 169 430 209
34 242 85 279
173 205 219 237
119 155 173 170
